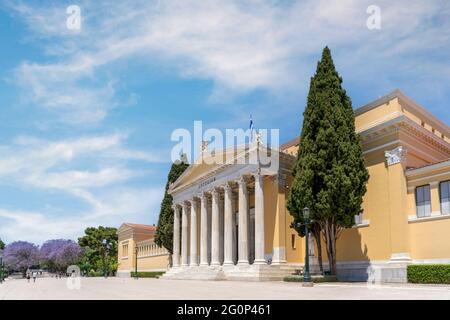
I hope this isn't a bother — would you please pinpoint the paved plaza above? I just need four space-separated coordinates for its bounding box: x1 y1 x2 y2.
0 277 450 300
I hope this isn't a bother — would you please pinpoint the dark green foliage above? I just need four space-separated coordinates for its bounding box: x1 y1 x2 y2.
0 238 4 250
130 271 164 278
78 226 118 275
155 156 189 257
407 265 450 284
283 274 338 283
287 47 369 275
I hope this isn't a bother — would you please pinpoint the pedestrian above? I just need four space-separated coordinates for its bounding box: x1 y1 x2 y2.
32 271 37 283
26 272 30 283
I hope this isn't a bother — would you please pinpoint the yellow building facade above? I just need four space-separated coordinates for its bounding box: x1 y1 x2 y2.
117 223 170 277
160 89 450 283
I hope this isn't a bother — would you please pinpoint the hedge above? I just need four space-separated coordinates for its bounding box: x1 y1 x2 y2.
88 270 105 277
407 265 450 284
283 275 338 283
130 271 165 278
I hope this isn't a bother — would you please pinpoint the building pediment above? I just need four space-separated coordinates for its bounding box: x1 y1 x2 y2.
169 143 295 202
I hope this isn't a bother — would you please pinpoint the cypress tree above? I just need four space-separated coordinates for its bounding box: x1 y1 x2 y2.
155 156 189 266
287 47 369 275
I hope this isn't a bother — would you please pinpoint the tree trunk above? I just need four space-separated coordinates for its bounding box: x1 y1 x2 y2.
323 221 338 275
311 224 323 274
315 232 324 274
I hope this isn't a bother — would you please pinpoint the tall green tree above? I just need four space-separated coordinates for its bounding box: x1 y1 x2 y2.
287 47 369 275
155 156 189 265
78 226 118 276
0 238 5 250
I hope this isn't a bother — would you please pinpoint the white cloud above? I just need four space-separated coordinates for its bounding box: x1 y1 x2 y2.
0 133 166 243
7 0 449 123
0 187 162 244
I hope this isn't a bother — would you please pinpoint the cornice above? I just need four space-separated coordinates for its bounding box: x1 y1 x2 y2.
169 144 295 195
354 89 450 137
354 89 401 116
406 159 450 178
359 115 450 157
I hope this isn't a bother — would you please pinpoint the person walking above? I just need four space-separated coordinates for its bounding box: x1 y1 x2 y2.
26 272 30 283
32 271 37 283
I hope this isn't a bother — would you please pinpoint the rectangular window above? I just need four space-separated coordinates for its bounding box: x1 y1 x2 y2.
440 181 450 215
291 234 296 250
416 185 431 217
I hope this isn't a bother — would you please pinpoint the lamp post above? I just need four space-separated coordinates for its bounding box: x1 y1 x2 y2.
102 239 111 278
303 207 313 287
0 249 4 283
134 245 138 280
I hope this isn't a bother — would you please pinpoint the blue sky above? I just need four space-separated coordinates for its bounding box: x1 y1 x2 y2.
0 0 449 244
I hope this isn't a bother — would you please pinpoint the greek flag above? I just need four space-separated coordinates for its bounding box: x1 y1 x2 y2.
249 114 254 141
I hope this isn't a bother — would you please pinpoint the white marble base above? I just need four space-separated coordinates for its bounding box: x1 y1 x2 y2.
161 264 298 281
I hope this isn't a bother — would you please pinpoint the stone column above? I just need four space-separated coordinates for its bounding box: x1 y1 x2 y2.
181 202 189 267
211 188 220 266
200 193 209 266
254 172 266 264
223 183 234 266
172 204 181 268
219 193 224 264
189 198 198 266
272 174 287 265
237 176 249 265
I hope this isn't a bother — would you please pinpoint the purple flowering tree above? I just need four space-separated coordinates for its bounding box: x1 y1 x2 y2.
40 239 83 272
3 241 39 274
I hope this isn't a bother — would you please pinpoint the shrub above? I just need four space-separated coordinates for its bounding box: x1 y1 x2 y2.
407 265 450 284
130 271 164 278
88 270 104 277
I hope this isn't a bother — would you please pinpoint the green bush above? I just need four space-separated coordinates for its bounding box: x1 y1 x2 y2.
283 274 338 283
130 271 165 278
407 265 450 284
88 270 104 277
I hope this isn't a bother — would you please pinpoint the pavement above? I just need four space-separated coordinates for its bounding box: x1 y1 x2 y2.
0 277 449 300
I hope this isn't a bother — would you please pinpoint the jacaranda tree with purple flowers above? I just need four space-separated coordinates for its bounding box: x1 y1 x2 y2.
40 239 84 272
3 241 39 274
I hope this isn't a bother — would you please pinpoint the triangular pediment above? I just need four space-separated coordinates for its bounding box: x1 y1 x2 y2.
170 145 249 192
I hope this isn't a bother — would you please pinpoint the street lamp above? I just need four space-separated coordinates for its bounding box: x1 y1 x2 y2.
0 249 4 283
102 239 110 278
134 245 139 280
303 207 313 287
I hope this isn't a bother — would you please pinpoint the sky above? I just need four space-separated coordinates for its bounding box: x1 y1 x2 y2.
0 0 449 244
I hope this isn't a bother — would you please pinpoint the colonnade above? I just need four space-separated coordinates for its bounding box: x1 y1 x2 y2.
172 173 266 268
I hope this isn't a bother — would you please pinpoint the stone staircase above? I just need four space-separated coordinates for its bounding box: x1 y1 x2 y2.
160 264 299 281
160 265 226 280
223 264 299 281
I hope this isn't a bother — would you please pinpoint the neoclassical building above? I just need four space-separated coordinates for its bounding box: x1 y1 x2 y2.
161 89 450 282
117 223 170 277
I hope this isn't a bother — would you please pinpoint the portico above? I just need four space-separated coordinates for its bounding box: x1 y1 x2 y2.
163 142 298 280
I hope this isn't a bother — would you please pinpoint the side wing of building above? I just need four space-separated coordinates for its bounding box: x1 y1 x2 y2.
117 223 170 277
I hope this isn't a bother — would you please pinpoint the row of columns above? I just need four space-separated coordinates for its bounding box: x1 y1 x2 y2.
172 172 266 268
